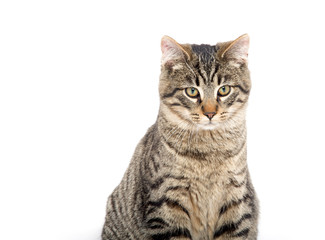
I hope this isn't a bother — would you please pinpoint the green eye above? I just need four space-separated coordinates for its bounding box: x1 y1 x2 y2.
185 87 199 98
218 85 231 96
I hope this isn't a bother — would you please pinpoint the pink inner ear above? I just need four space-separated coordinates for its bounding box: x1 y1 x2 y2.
161 36 182 64
161 36 190 64
161 37 178 55
222 34 249 63
161 41 171 54
231 35 249 61
233 44 248 60
237 38 249 58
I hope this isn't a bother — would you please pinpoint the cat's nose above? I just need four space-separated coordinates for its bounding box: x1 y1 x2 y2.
204 112 216 120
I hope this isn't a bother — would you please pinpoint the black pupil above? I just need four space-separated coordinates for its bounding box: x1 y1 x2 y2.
191 88 195 94
222 87 226 92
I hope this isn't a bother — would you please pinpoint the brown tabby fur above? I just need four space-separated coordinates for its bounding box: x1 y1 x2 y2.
102 34 259 240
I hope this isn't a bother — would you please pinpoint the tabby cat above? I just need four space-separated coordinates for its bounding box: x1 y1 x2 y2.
102 34 258 240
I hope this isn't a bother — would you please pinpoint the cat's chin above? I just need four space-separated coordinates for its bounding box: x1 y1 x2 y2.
197 122 219 130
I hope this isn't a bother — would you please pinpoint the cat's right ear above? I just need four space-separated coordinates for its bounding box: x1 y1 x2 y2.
161 36 191 67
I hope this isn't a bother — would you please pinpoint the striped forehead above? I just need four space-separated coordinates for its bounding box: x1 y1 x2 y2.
191 44 216 64
191 44 219 84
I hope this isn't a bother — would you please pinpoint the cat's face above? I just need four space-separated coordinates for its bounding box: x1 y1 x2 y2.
159 35 251 130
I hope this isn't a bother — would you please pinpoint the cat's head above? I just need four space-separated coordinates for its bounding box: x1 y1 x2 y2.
159 34 251 130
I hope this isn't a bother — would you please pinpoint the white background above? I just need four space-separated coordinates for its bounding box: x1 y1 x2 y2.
1 1 324 239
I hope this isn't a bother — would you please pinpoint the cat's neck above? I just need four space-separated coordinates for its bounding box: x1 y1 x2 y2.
157 111 247 161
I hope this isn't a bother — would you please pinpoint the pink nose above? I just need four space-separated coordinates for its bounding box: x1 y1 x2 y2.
204 112 216 120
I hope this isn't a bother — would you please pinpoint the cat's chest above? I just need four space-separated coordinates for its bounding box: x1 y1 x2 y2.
170 160 231 239
186 173 227 239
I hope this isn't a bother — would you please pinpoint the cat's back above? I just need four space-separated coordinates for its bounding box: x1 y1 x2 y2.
102 124 160 239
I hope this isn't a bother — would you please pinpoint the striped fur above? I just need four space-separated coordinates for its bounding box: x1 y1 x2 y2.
102 34 258 240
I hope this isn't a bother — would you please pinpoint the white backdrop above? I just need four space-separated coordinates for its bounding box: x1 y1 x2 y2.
1 1 325 240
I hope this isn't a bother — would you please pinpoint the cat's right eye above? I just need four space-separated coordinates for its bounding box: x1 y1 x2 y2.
185 87 200 98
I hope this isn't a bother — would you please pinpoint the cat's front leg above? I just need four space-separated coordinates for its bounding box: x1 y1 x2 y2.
212 212 258 240
145 215 193 240
144 200 193 240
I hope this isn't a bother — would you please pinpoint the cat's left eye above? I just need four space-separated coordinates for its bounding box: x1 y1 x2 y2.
185 87 199 98
218 85 231 97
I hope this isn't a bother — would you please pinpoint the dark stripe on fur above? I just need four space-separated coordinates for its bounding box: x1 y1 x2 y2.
147 217 168 225
162 88 182 99
229 177 247 188
221 75 232 85
166 199 191 219
147 217 169 229
169 103 181 107
231 228 250 238
228 166 247 176
150 177 164 190
225 92 239 106
214 222 237 238
150 175 187 190
233 85 250 94
165 185 190 193
217 74 222 85
196 67 207 85
214 213 252 238
195 76 200 86
152 154 160 173
151 227 192 240
201 66 209 84
146 197 190 219
176 95 193 109
219 194 252 216
109 194 118 218
210 64 219 82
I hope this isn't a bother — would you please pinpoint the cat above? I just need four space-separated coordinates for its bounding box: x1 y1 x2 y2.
102 34 258 240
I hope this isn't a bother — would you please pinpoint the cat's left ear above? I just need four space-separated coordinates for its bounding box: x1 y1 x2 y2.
218 34 249 65
161 36 191 66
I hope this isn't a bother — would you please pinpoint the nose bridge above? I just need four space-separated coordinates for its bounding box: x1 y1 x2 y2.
203 100 216 113
202 92 217 113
